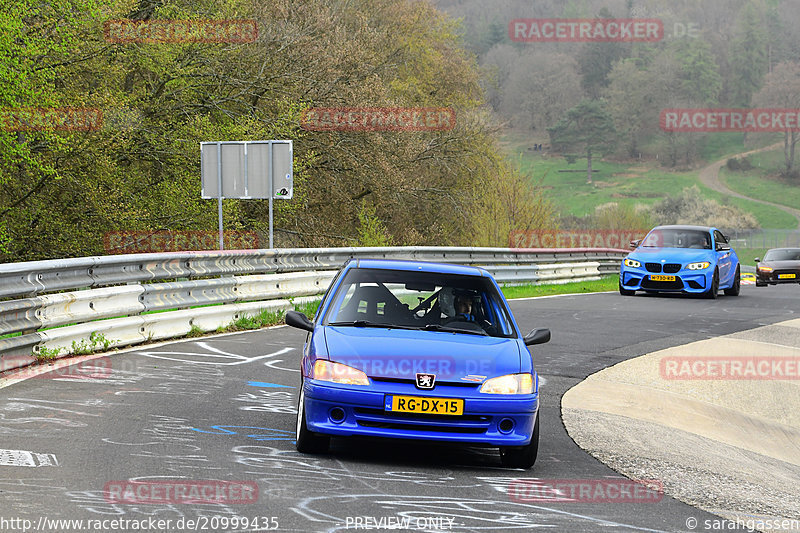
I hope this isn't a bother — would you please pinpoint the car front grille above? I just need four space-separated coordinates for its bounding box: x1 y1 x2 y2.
353 407 490 433
370 377 479 388
645 263 662 273
663 263 681 273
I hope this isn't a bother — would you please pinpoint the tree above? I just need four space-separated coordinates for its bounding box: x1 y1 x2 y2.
655 40 722 167
604 58 666 157
753 61 800 177
499 52 583 133
547 99 617 184
728 1 768 107
0 0 555 262
673 38 722 106
577 8 626 98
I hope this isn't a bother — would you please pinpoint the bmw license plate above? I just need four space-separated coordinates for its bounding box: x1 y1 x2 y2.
779 273 796 279
388 396 463 415
650 275 676 281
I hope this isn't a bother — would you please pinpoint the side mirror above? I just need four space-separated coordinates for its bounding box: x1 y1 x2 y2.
754 257 760 263
524 328 551 346
629 239 641 249
285 310 314 332
716 243 730 252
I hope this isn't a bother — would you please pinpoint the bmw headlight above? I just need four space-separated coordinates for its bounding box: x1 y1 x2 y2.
313 360 369 385
624 258 641 268
479 373 534 395
687 262 711 270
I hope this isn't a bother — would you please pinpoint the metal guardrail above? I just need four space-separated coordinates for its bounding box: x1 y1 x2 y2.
0 247 626 373
723 229 800 250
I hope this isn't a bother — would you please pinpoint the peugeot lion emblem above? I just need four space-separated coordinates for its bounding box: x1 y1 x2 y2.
415 373 435 390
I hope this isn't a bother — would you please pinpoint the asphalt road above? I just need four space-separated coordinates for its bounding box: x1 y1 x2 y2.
2 284 799 533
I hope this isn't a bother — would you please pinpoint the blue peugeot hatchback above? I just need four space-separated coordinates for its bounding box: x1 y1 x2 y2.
285 259 550 469
619 225 740 298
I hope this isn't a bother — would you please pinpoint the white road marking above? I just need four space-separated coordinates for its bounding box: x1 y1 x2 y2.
264 359 299 373
138 346 293 366
0 449 59 468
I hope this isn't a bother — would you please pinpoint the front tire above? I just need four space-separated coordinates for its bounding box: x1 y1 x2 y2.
723 266 740 296
619 281 635 296
296 385 329 454
500 411 540 469
704 269 719 299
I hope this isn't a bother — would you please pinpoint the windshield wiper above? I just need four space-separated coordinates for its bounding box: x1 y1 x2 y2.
328 321 416 330
421 324 487 336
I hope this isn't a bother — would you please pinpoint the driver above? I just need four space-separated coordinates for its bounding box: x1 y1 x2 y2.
454 294 476 322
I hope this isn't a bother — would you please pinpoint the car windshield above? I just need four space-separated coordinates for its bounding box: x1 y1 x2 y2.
764 249 800 261
323 267 516 338
641 229 712 249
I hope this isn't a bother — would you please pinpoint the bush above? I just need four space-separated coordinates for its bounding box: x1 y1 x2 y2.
726 157 753 171
650 186 759 230
593 202 652 230
558 203 651 231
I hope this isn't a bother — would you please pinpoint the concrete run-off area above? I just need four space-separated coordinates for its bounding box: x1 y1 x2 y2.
563 319 800 532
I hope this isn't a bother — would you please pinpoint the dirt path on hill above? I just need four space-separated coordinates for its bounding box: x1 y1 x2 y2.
698 142 800 229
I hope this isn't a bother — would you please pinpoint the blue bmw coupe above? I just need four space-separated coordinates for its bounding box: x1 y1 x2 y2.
619 225 740 298
284 258 550 469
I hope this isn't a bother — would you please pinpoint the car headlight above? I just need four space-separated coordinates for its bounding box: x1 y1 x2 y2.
313 360 369 385
758 265 773 272
479 373 533 394
687 262 711 270
624 258 641 268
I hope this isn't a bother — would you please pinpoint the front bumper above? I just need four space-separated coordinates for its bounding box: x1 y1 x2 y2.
620 266 711 293
302 379 538 447
756 270 800 284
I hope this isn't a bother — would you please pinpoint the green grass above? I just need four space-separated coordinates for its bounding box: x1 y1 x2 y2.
502 276 618 299
502 134 798 228
691 180 798 229
509 152 682 218
722 196 797 229
229 308 286 331
293 299 322 319
721 163 800 216
507 147 720 219
696 132 785 161
733 247 770 268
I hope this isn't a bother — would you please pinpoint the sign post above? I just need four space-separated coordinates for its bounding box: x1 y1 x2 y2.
200 140 293 249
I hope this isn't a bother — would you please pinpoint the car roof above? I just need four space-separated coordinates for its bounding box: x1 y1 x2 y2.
349 258 489 277
650 225 715 232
